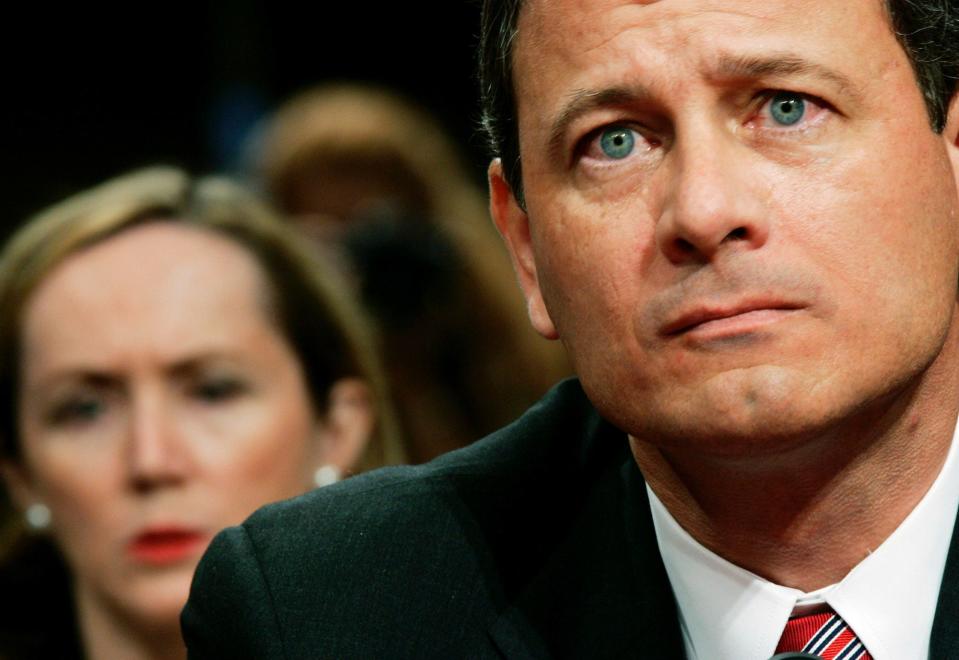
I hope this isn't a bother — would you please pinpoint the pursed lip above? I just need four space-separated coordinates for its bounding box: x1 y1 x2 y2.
661 299 805 337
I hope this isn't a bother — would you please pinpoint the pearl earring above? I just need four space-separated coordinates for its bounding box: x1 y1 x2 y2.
313 465 341 489
25 503 51 530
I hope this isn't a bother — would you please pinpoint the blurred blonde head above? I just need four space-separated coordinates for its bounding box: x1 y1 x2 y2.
0 166 403 473
259 84 465 223
257 84 571 460
0 166 404 659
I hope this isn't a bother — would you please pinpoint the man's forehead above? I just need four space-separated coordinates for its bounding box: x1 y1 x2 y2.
512 0 896 92
505 0 921 179
515 0 889 46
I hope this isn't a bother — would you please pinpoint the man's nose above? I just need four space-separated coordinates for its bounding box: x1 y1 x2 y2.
655 130 769 264
126 387 189 492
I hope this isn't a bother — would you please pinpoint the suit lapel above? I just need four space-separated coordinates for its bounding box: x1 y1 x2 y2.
488 456 685 659
930 502 959 655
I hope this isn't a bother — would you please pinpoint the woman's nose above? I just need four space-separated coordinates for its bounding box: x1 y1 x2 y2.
126 388 190 492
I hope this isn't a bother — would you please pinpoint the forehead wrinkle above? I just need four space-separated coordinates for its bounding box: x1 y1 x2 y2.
708 52 866 102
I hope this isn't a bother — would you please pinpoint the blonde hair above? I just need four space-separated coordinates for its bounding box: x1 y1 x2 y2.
0 166 405 472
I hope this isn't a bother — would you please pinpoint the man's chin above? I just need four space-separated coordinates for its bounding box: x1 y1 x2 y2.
612 367 864 457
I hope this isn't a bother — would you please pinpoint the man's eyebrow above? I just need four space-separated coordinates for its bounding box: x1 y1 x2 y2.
712 53 863 100
547 86 651 160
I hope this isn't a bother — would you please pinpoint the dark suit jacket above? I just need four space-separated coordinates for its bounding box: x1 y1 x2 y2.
182 379 959 658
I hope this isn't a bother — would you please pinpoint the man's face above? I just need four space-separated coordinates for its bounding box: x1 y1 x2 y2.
492 0 959 453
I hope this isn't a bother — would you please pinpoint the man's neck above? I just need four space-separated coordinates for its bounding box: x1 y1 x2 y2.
631 340 959 592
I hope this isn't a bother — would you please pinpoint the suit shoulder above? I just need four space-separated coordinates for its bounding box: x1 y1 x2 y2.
186 379 633 657
241 377 619 555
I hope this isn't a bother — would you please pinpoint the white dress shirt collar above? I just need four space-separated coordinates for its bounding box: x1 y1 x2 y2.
646 418 959 660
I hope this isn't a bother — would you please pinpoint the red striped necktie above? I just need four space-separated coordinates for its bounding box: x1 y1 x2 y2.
775 609 872 659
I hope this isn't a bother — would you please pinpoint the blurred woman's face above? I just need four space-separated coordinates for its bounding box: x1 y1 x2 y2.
11 223 325 627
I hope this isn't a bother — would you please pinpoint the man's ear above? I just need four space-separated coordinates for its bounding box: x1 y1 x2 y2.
945 92 959 173
488 159 559 340
314 378 376 478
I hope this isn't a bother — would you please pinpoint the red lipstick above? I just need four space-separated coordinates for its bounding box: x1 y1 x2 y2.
128 528 207 566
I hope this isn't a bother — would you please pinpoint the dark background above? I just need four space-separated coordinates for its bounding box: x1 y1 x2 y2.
1 2 486 238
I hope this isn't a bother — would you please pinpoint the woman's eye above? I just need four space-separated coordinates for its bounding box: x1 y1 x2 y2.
768 91 806 126
46 397 104 426
598 127 637 159
192 378 246 403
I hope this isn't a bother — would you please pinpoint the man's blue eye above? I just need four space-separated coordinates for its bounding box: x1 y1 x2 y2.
599 127 636 159
769 92 805 126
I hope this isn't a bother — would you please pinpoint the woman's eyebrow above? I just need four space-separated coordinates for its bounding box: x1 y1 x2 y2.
167 352 245 377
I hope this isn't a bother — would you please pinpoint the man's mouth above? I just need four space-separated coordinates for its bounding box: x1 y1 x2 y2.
662 300 804 339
